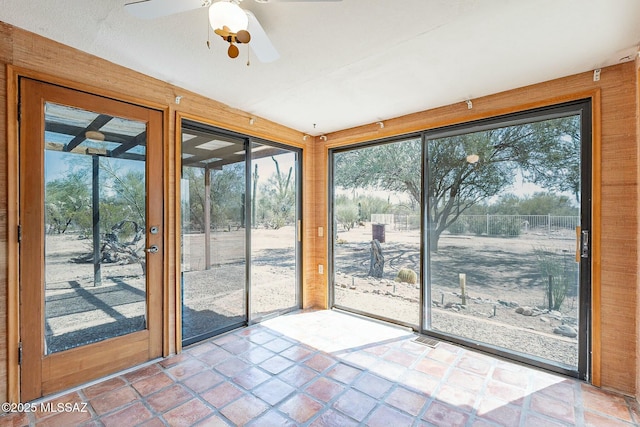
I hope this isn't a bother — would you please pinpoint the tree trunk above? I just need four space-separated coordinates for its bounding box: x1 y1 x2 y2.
368 239 384 278
429 229 441 252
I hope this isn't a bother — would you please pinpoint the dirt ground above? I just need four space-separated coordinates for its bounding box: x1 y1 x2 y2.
334 224 580 367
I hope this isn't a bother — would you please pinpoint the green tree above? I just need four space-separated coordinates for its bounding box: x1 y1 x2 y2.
45 172 91 234
334 116 580 251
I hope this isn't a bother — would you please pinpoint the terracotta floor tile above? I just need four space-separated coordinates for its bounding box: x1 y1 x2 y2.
162 399 214 427
326 363 363 384
309 409 360 427
248 409 298 427
369 360 408 382
166 358 207 380
132 372 174 396
240 346 275 364
245 330 278 345
279 394 324 424
435 384 477 411
0 411 30 427
181 369 224 393
253 378 296 405
159 353 192 368
353 372 393 399
281 345 314 362
138 417 167 427
278 365 318 388
530 392 576 424
214 358 251 377
485 379 528 405
211 333 241 347
492 366 531 389
232 366 271 390
89 386 138 416
476 398 522 426
37 408 92 427
82 377 127 399
262 337 295 353
35 392 86 420
146 383 192 413
364 344 391 356
414 357 450 379
185 341 216 356
366 405 414 427
260 355 296 374
123 364 162 383
305 353 336 372
222 338 259 355
305 377 346 402
523 413 568 427
422 401 469 427
197 348 234 367
399 370 439 396
219 394 269 426
383 349 419 367
99 402 152 427
194 413 236 427
583 410 636 427
446 368 486 393
332 389 377 422
456 354 493 376
201 381 245 408
535 378 577 403
582 384 634 422
426 346 459 365
385 386 429 416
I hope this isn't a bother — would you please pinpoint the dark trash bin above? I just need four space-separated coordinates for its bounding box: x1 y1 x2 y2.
372 223 385 243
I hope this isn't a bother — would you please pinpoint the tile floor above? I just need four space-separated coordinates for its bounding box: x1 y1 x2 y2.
2 310 639 427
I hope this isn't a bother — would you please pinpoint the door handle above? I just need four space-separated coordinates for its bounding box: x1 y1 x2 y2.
146 245 159 253
580 230 589 258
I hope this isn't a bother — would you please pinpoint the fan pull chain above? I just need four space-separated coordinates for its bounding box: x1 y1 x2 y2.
206 18 211 49
246 46 251 66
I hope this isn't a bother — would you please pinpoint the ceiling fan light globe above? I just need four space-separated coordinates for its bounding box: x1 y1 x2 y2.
236 30 251 44
209 1 248 33
228 44 240 58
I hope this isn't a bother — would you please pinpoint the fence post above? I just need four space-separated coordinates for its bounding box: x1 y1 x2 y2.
459 273 467 305
548 275 553 310
548 213 551 236
486 214 490 235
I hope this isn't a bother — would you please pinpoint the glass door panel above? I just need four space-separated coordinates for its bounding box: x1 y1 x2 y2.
425 109 589 375
331 139 421 328
181 124 247 345
44 103 148 354
250 144 300 320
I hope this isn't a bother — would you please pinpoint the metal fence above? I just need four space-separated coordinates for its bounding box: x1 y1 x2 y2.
371 213 579 238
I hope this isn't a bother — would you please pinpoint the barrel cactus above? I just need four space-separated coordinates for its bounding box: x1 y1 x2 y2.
395 268 417 284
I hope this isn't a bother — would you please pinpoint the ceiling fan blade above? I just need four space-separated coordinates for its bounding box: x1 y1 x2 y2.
125 0 204 20
246 11 280 63
255 0 341 2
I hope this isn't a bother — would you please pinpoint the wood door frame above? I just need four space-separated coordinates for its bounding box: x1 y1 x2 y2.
6 67 170 402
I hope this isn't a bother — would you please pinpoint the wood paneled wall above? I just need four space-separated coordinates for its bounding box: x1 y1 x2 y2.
0 20 638 401
636 55 640 403
313 62 638 395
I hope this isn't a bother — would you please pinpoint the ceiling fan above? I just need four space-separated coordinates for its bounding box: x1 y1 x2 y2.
125 0 342 63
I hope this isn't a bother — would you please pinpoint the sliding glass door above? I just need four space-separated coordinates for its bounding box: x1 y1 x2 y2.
180 120 301 346
330 100 591 378
424 101 591 377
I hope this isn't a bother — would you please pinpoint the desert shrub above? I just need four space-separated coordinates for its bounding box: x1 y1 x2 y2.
490 216 521 236
534 247 577 310
395 268 418 284
448 219 466 235
335 203 359 231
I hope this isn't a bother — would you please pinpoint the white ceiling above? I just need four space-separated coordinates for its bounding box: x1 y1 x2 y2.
1 0 639 135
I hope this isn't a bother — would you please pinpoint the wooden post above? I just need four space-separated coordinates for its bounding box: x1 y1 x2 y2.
368 239 384 278
459 273 466 305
